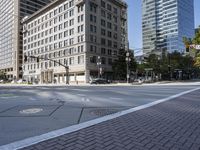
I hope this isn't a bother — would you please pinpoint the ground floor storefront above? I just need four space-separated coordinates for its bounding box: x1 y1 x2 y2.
23 69 113 84
24 70 86 84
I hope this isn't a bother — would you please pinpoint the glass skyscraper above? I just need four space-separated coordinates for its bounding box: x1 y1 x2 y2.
142 0 195 55
0 0 53 80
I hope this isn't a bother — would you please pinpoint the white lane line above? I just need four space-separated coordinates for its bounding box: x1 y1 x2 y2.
109 97 123 100
71 89 89 92
1 87 200 150
77 94 86 97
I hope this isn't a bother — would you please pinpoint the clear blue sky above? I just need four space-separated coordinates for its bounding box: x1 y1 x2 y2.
126 0 200 51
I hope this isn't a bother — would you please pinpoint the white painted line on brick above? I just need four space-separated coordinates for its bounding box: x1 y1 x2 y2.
0 87 200 150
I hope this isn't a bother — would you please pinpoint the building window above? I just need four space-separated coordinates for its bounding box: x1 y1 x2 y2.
69 0 74 7
101 9 106 17
107 4 112 11
108 58 112 65
107 22 112 29
69 9 74 17
78 15 84 22
101 48 106 54
69 19 74 26
108 40 112 47
90 56 96 63
101 57 106 64
69 57 74 65
107 31 112 38
101 0 106 8
78 55 84 64
78 5 84 12
90 3 97 13
107 13 112 20
101 38 106 45
78 25 84 33
101 19 106 26
101 29 106 36
64 3 68 10
59 6 62 13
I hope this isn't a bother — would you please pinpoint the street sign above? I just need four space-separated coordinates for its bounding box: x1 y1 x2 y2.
196 45 200 50
190 44 200 50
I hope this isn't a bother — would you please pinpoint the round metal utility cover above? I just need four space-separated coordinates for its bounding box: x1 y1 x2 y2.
20 108 43 114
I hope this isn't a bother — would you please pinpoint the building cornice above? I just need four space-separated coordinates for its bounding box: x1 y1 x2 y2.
22 0 127 24
22 0 66 23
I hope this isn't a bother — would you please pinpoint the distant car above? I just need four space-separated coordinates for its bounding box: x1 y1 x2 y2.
17 79 23 83
0 79 9 83
90 78 110 84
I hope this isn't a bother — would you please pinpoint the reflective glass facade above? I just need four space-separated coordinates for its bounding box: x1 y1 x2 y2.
142 0 194 55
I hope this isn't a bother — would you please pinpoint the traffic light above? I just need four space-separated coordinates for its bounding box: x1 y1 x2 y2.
24 55 28 62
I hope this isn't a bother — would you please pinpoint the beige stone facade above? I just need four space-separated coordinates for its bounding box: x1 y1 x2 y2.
22 0 128 84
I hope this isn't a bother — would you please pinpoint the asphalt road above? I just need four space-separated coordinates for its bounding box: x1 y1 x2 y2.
0 83 199 146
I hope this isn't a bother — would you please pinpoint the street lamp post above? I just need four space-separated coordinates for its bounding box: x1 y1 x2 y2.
97 56 102 78
126 51 131 83
126 41 131 83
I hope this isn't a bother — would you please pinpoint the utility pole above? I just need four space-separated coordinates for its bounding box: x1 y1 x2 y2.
65 66 69 85
97 56 101 78
125 42 130 83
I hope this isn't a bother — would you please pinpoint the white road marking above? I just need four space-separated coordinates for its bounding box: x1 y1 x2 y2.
77 94 86 97
0 87 200 150
29 98 37 101
71 89 89 92
81 98 91 102
109 97 123 100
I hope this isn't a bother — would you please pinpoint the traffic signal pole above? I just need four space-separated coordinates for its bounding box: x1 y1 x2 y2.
24 55 69 85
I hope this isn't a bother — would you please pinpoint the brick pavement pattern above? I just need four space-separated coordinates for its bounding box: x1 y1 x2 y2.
21 90 200 150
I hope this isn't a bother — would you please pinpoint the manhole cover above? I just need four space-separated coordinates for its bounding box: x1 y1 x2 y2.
90 109 119 117
20 108 43 114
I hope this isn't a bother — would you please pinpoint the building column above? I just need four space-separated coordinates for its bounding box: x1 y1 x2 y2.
62 74 64 83
74 73 78 84
58 74 60 83
40 72 43 84
85 70 90 83
48 70 51 83
51 71 53 83
44 71 47 84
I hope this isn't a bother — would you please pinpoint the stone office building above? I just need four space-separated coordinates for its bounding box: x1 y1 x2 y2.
22 0 128 84
0 0 53 80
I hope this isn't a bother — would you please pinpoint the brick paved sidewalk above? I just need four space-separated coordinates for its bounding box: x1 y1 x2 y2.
21 90 200 150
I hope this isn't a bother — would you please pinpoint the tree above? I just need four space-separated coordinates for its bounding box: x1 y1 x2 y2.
112 49 137 80
138 51 195 80
193 27 200 44
193 27 200 67
183 27 200 67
